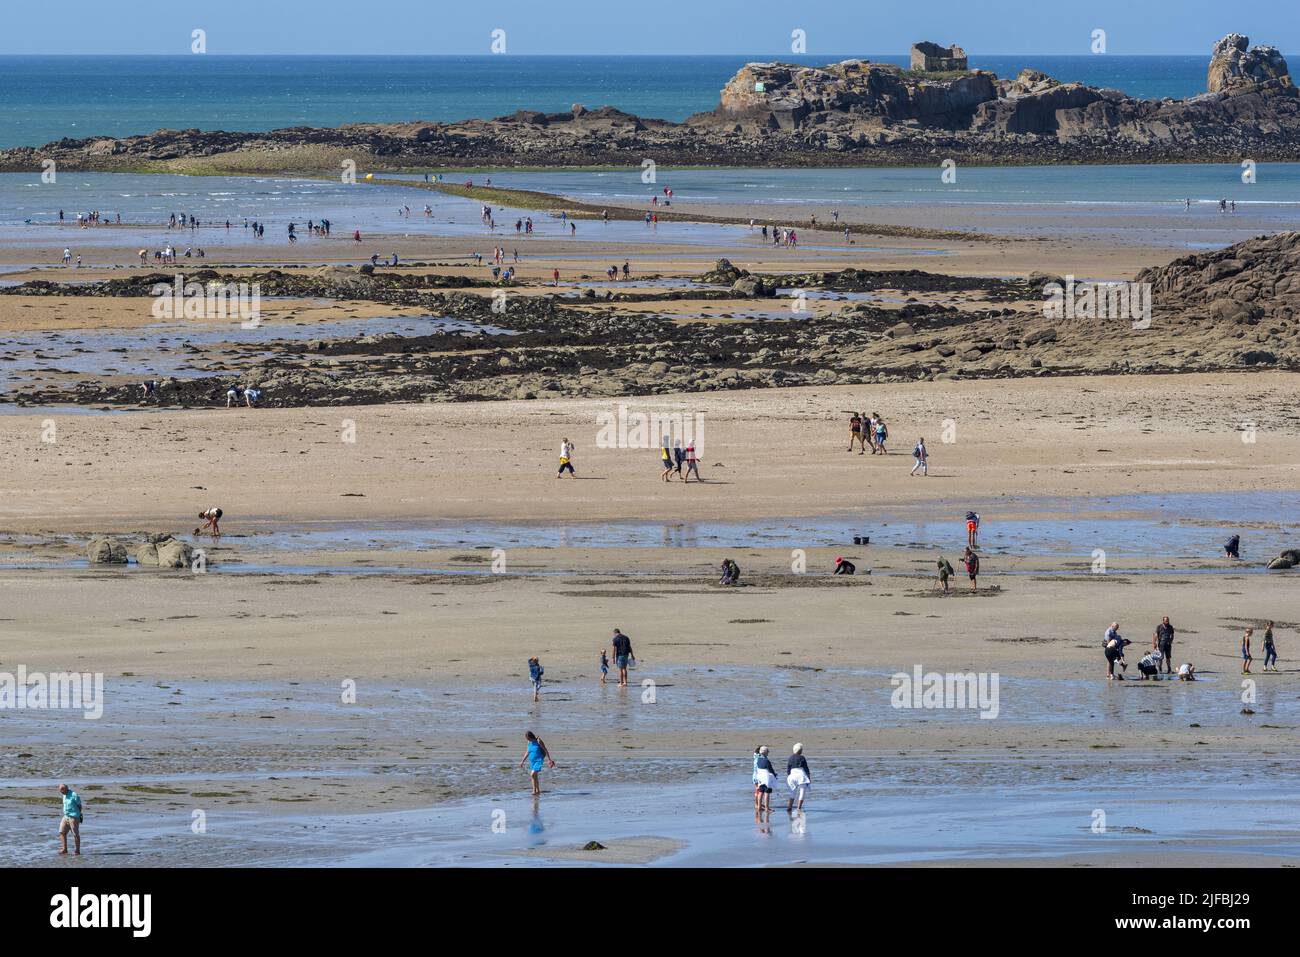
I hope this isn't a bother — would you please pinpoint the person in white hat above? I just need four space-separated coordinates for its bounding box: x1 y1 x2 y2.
786 743 812 813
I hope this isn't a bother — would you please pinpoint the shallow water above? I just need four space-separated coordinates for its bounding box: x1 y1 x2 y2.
6 754 1296 867
0 314 507 390
3 671 1295 866
212 490 1300 560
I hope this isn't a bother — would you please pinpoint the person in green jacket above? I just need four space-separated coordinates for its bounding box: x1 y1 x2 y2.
938 555 954 594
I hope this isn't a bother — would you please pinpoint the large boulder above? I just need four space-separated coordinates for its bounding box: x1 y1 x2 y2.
1207 34 1291 94
732 275 777 297
155 539 195 569
86 537 127 564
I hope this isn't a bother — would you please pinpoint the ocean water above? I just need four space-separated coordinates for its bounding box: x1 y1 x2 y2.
0 54 1213 149
483 164 1300 209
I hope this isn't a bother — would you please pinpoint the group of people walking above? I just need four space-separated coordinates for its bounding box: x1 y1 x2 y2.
753 743 812 818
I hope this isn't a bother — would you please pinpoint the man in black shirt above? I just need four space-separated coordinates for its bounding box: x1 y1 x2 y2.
611 628 634 687
1154 617 1175 675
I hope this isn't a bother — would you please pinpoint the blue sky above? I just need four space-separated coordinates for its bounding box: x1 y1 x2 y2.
3 0 1297 55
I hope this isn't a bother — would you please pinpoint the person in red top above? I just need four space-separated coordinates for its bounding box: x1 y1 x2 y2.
683 443 701 482
963 547 980 591
552 268 560 287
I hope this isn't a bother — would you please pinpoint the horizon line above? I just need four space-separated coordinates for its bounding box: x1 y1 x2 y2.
0 51 1215 58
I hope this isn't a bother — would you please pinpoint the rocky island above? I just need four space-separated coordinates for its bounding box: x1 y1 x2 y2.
1 33 1295 173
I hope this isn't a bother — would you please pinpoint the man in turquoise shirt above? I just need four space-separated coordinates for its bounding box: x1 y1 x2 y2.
58 783 82 856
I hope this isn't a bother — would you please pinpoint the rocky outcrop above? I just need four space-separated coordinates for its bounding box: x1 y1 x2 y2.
1 34 1296 170
1266 548 1300 570
1208 34 1291 93
135 534 195 569
87 538 127 564
1136 231 1300 329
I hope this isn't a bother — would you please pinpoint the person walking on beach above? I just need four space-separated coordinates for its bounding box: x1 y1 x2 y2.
528 656 545 702
1263 621 1278 672
786 743 811 813
911 437 928 476
1104 622 1129 679
557 437 576 477
753 746 778 819
1153 616 1175 675
660 443 675 482
1241 627 1254 675
611 628 634 687
599 648 609 684
195 506 222 540
962 547 979 592
57 784 82 856
683 442 701 482
938 555 954 594
847 412 864 453
519 731 555 795
873 416 888 454
672 441 686 479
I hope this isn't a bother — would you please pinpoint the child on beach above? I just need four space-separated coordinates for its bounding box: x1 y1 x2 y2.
557 437 575 478
1263 621 1278 671
528 657 544 701
599 648 609 684
1178 662 1197 681
661 444 675 482
519 731 555 795
1241 628 1253 675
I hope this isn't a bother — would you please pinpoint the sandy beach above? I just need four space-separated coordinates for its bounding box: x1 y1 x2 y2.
3 143 1299 872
